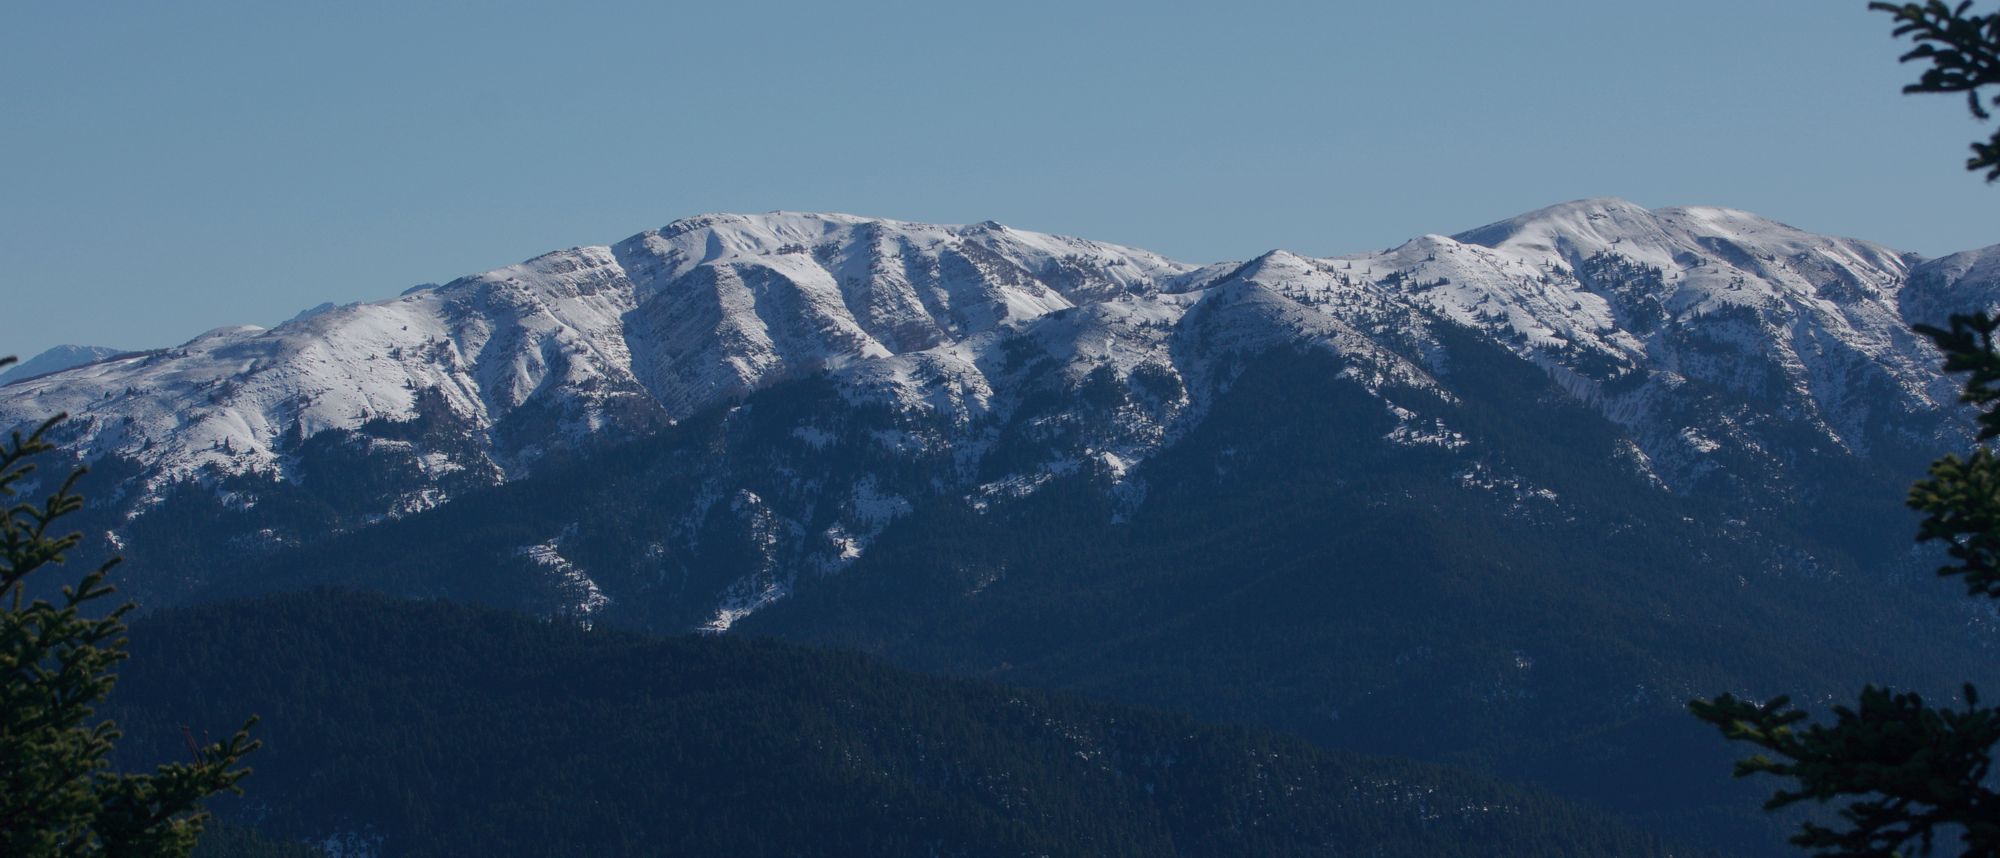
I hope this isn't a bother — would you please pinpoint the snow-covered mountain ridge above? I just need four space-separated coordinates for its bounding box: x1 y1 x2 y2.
0 345 130 386
4 198 1991 529
43 200 1999 855
8 212 1195 501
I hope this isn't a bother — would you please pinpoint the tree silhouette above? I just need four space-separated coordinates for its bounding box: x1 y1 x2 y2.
1874 1 2000 181
0 355 258 856
1689 4 2000 856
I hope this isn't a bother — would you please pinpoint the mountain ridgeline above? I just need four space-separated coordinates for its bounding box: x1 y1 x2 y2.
19 199 1991 616
13 198 2000 853
0 344 128 386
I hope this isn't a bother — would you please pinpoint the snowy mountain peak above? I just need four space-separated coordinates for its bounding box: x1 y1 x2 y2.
0 345 130 387
1229 249 1325 282
1916 242 2000 285
1451 197 1653 252
9 200 2000 633
0 213 1200 496
2 202 1992 540
1904 242 2000 329
1451 198 1913 295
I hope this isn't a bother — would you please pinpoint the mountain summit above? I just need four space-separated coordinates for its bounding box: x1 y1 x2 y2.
0 344 128 386
14 201 2000 855
5 213 1190 501
6 202 1975 496
3 200 1994 618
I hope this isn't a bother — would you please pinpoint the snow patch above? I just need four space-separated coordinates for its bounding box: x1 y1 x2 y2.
1386 415 1469 450
791 426 834 449
1680 428 1722 454
515 537 611 624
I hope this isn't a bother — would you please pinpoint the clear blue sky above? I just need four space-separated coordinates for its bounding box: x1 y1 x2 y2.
3 1 1994 356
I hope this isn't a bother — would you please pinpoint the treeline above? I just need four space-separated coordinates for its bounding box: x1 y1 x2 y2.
113 591 1707 858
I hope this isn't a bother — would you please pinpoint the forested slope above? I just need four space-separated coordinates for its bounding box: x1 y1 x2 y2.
113 592 1713 858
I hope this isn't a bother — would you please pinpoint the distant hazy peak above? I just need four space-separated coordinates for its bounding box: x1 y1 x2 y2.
0 344 129 386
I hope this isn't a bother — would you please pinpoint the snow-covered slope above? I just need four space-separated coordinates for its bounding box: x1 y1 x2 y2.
3 201 1987 494
1 344 129 386
1904 243 2000 330
6 200 1997 622
1307 199 1965 476
1437 199 1947 441
0 213 1192 503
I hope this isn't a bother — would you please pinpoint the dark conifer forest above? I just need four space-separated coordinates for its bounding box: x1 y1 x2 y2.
114 592 1711 858
120 344 1992 854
